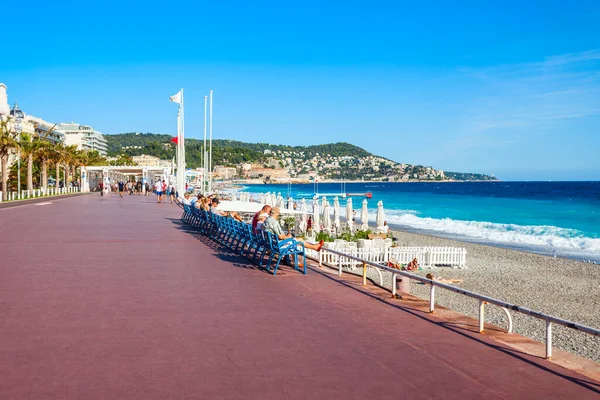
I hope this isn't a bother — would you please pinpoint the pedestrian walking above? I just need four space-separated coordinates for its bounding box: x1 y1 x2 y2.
156 181 163 203
169 185 176 204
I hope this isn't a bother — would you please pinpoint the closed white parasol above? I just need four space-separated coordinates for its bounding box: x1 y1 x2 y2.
346 197 354 231
333 196 341 233
376 200 385 232
360 199 369 231
321 200 331 233
299 198 308 233
312 196 321 234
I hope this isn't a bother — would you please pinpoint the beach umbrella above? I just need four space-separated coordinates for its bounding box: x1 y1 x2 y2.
259 193 265 204
287 196 294 210
313 196 321 234
231 192 237 201
299 198 308 233
346 198 354 231
333 196 341 233
376 200 385 232
277 195 285 209
322 200 331 233
271 193 277 206
360 199 369 231
321 196 327 208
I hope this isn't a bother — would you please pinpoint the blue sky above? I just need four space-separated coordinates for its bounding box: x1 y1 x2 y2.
1 0 599 180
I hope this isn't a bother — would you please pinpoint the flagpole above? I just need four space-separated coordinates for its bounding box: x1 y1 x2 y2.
203 94 208 196
181 88 185 193
169 88 184 195
209 90 213 194
176 106 181 192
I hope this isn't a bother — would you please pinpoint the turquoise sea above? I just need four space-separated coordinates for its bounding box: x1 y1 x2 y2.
239 182 600 263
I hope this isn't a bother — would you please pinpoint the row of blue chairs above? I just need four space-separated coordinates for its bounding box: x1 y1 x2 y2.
181 204 307 275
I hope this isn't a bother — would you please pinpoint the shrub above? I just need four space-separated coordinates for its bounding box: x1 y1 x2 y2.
282 216 296 232
315 231 335 242
353 229 372 240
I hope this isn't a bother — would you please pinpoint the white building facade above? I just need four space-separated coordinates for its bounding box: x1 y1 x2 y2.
55 122 108 156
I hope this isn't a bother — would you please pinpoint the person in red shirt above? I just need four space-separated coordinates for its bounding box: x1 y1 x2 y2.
252 205 272 233
161 180 167 203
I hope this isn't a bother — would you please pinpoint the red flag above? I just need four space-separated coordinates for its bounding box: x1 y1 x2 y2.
171 137 178 144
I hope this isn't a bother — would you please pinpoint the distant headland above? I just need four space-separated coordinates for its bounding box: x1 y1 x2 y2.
105 133 498 183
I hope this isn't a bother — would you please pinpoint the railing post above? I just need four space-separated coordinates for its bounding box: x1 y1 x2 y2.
338 254 343 276
501 307 513 333
392 273 397 298
318 250 322 268
479 300 486 333
362 262 367 286
546 321 552 359
429 284 435 313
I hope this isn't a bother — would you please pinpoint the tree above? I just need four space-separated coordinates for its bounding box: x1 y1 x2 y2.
36 141 54 191
18 132 48 192
85 150 107 166
112 155 136 166
0 117 18 201
62 145 79 186
51 142 69 188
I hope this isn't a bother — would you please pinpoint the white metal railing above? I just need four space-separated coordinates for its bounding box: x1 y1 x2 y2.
313 246 600 360
320 244 467 269
0 186 81 203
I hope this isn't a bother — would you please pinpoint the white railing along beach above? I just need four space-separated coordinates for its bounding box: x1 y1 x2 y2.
319 241 467 269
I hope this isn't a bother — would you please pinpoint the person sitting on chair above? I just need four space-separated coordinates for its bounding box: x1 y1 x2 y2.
252 205 272 233
262 207 324 251
210 198 243 222
177 193 192 206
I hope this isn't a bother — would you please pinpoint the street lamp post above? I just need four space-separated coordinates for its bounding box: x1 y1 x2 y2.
10 103 24 198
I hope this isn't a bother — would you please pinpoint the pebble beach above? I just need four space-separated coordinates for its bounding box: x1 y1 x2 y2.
354 229 600 363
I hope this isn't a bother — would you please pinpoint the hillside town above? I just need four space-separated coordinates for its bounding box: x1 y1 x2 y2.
224 149 446 183
108 140 492 184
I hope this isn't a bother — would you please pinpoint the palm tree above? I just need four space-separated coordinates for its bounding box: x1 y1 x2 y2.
51 142 65 189
0 116 18 201
86 150 107 166
68 148 86 187
18 132 45 192
36 141 54 192
62 145 78 188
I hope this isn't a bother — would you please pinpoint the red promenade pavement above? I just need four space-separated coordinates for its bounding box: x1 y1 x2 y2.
1 194 599 399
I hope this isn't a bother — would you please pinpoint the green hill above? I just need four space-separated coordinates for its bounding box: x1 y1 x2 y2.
106 133 371 168
104 133 497 181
